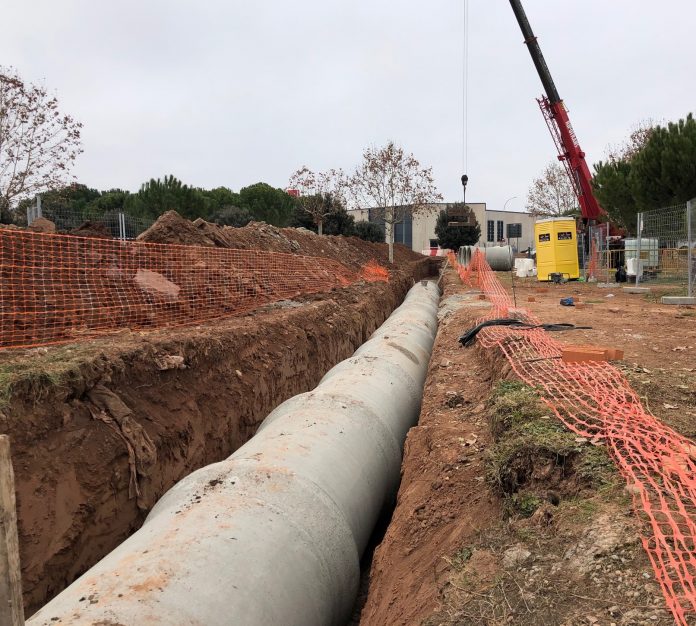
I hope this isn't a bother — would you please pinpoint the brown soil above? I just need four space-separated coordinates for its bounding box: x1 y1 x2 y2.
503 276 696 437
138 210 421 270
360 271 499 625
360 270 678 626
0 216 435 616
69 220 112 238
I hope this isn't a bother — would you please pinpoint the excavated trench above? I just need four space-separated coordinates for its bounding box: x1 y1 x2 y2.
0 258 436 617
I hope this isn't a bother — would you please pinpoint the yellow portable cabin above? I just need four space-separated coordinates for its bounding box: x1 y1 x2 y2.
534 217 580 281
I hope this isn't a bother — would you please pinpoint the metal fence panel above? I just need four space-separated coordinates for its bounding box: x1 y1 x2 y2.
26 202 153 240
634 203 693 296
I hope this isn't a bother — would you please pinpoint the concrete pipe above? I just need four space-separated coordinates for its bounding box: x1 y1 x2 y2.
457 245 472 267
29 281 440 626
457 245 513 271
485 245 514 271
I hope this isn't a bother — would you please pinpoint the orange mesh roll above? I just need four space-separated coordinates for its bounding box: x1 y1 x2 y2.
453 249 696 625
0 229 387 350
360 260 390 282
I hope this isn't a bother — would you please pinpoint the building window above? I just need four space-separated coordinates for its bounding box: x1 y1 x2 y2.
497 220 504 241
487 220 494 242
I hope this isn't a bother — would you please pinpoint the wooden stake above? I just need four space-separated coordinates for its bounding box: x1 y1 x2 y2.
0 436 24 625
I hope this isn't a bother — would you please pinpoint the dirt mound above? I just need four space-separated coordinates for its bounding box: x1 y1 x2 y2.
136 211 216 247
137 210 423 269
27 217 56 233
70 220 112 239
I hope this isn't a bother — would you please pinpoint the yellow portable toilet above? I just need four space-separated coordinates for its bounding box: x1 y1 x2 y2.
535 217 580 281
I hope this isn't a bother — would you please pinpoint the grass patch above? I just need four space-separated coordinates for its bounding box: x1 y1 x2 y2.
0 344 94 408
486 380 618 510
449 546 473 571
509 492 543 518
488 380 549 438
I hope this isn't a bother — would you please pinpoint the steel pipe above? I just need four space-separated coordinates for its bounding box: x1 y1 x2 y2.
29 281 440 626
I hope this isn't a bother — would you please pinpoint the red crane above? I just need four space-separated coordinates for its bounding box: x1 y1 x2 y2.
509 0 604 222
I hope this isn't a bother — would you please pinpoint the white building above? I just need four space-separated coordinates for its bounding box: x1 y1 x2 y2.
349 203 536 254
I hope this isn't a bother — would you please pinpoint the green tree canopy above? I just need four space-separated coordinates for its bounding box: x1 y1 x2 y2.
629 114 696 209
289 194 355 236
237 182 297 227
435 205 480 251
90 189 131 213
126 175 211 220
592 159 638 231
353 221 384 243
593 113 696 231
211 205 253 227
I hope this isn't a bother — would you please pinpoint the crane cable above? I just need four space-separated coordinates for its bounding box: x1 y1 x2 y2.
462 0 469 197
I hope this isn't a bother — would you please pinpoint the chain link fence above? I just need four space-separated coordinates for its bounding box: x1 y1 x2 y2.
634 201 694 297
583 223 625 285
580 201 695 298
26 202 153 240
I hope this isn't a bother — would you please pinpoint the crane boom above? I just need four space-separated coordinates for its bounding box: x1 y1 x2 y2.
509 0 603 221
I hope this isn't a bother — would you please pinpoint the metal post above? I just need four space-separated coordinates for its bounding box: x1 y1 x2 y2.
688 199 694 298
635 213 643 286
118 213 126 241
606 222 610 284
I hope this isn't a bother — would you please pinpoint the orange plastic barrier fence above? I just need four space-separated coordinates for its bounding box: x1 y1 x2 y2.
0 229 387 350
451 249 696 625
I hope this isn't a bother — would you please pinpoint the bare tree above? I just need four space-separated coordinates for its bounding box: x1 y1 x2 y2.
0 66 83 221
287 166 346 235
346 141 442 262
605 119 656 164
526 162 578 218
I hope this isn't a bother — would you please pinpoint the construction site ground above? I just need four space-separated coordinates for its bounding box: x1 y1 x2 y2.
359 269 695 626
0 214 436 616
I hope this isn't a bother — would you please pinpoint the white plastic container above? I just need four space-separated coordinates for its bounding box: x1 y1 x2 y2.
626 257 643 278
516 258 535 278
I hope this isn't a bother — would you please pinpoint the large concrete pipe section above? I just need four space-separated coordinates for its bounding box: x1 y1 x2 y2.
458 245 514 271
29 281 440 626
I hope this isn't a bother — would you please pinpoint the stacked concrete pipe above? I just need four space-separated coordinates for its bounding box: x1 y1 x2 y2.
29 281 440 626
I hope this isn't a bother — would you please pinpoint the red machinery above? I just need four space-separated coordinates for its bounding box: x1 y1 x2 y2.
509 0 604 222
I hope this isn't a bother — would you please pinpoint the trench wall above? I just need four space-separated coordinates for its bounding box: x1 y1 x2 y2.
0 258 435 615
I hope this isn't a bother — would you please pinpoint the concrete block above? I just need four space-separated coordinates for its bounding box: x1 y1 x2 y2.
662 296 696 306
623 287 651 294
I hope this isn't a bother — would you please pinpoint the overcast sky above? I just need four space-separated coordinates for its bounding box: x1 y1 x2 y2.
3 0 695 212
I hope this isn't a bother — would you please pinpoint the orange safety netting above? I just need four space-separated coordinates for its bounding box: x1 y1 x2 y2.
587 238 600 281
0 229 388 350
449 250 696 625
